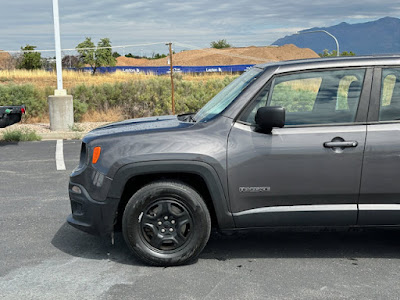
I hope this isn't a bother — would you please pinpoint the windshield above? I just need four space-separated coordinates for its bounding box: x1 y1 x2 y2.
194 68 263 122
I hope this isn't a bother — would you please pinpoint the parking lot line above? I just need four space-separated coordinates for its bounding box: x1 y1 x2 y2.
56 139 66 171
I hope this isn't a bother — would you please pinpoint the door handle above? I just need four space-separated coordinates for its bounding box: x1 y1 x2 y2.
323 141 358 148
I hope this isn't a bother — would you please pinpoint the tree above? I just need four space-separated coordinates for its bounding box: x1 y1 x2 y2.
210 39 232 49
17 45 42 70
76 37 95 71
112 52 121 58
340 51 356 56
319 49 356 57
76 37 116 74
62 55 80 68
152 53 167 59
96 38 116 70
42 57 56 70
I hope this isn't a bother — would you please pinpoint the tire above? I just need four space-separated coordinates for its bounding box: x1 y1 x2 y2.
122 180 211 266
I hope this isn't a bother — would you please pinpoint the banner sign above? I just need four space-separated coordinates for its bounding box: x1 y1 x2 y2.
75 64 255 75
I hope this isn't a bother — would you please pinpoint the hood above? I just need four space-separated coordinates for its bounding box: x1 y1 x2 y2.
83 115 195 143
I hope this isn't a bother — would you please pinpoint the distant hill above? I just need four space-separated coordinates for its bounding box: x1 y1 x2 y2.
273 17 400 55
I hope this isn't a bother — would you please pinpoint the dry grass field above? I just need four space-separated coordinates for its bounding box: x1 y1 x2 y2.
0 69 229 89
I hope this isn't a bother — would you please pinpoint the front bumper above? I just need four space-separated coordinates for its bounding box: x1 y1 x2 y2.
68 182 119 236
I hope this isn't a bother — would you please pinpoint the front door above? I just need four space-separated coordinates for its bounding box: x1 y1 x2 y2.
227 68 371 228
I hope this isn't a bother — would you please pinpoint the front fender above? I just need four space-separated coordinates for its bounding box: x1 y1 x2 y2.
108 160 235 229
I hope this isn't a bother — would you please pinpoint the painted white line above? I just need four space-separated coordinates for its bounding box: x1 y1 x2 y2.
56 139 66 171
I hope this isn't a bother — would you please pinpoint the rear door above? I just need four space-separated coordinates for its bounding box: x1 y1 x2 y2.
359 67 400 225
227 68 372 228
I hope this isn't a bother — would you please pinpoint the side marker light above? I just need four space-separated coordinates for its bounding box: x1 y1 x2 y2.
92 147 101 164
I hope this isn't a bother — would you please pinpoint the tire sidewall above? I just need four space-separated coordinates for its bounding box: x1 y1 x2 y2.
122 181 211 265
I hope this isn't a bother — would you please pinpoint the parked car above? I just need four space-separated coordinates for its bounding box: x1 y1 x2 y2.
0 105 25 128
68 55 400 266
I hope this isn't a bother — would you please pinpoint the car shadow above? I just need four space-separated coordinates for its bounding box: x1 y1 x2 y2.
51 222 145 266
201 229 400 261
52 223 400 266
0 141 19 146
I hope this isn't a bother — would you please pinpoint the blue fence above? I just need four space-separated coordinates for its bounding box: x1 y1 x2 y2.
75 64 255 75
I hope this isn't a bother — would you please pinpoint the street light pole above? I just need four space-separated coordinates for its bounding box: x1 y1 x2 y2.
49 0 74 131
52 0 65 94
296 30 340 56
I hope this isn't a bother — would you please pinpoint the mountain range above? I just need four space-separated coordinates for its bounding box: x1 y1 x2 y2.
273 17 400 55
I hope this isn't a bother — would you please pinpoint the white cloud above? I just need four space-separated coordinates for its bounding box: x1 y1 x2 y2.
348 15 378 19
0 0 399 52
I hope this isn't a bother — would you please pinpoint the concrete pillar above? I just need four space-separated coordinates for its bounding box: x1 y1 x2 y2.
48 94 74 131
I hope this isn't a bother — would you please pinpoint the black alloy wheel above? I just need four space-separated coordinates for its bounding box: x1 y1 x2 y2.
122 180 211 266
140 199 193 251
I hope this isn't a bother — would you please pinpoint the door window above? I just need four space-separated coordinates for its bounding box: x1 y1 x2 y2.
240 69 366 125
379 68 400 121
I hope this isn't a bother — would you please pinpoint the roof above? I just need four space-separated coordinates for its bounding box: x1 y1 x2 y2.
256 55 400 74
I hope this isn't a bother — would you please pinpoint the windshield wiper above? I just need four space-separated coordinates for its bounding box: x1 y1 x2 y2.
189 114 196 123
177 113 197 123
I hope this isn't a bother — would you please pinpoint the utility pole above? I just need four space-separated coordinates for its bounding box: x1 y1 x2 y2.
166 42 175 115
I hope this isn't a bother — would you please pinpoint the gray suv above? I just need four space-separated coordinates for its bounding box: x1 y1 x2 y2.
68 56 400 266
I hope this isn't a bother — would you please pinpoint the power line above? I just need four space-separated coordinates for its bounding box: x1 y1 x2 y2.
0 41 276 63
0 42 170 53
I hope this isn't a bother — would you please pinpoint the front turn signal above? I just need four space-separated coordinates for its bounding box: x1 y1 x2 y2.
92 147 101 164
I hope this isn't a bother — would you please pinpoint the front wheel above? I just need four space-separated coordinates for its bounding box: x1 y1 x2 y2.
122 180 211 266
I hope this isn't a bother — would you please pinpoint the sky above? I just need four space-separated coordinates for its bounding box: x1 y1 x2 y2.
1 0 400 56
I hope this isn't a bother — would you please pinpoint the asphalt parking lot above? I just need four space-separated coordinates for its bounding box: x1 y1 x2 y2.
1 140 400 299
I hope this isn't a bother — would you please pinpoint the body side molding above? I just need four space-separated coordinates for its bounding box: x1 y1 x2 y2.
233 204 357 216
233 204 357 227
359 204 400 210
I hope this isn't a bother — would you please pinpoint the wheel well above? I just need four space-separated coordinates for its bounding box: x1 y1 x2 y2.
115 173 218 231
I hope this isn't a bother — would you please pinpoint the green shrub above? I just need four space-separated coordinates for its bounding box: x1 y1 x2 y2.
2 128 42 142
70 75 236 119
210 39 232 49
73 99 89 122
0 84 47 119
0 75 237 121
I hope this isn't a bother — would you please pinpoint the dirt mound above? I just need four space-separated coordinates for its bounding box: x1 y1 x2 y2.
116 56 149 66
116 44 319 67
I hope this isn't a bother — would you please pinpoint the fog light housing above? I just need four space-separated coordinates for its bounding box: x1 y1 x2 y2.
71 201 83 215
71 185 82 194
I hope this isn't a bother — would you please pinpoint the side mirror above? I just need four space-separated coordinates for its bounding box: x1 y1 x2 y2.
255 106 285 133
